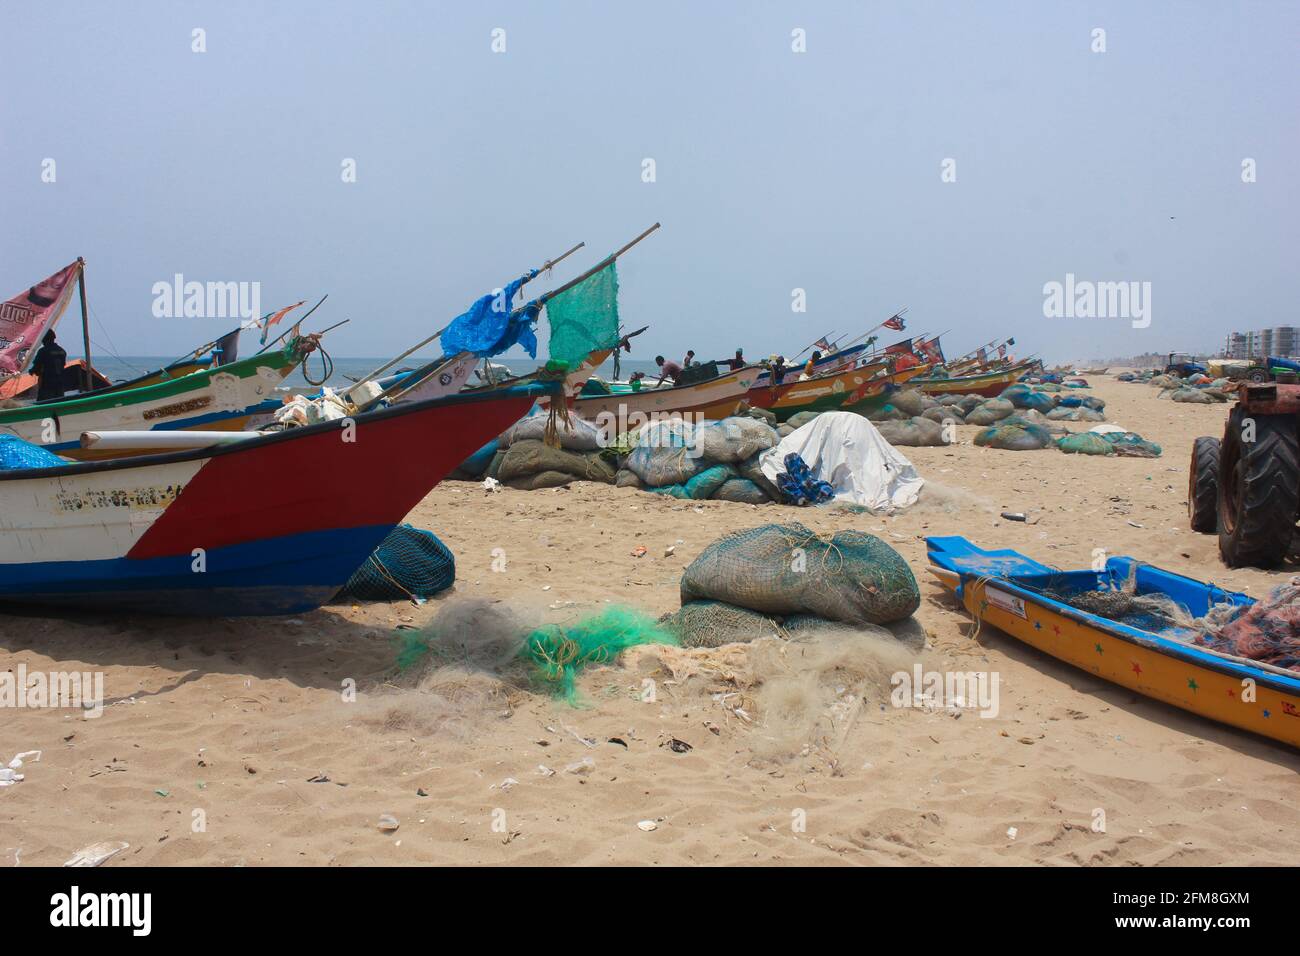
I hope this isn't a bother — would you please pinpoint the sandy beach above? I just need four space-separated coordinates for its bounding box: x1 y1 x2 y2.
3 374 1297 867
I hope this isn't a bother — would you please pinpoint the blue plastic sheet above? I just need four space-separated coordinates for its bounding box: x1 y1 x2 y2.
440 271 541 359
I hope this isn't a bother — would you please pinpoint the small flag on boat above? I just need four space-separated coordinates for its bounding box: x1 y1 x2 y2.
884 337 913 355
883 314 905 331
918 337 945 365
259 300 306 345
813 336 831 352
977 347 988 364
998 343 1007 359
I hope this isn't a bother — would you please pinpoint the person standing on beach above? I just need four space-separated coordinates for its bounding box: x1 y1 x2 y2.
31 329 67 401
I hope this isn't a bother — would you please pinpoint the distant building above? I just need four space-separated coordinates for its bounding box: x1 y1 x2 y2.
1225 327 1299 359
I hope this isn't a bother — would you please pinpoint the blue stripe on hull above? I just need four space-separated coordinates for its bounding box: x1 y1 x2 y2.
0 525 396 616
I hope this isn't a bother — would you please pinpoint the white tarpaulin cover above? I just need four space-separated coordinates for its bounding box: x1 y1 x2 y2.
759 412 924 510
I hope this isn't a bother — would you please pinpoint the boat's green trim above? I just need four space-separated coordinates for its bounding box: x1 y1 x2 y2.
0 344 299 425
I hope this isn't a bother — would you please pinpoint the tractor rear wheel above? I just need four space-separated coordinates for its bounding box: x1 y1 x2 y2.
1218 409 1300 567
1188 436 1219 532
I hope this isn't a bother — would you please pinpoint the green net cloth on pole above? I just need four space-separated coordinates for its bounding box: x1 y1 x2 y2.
546 262 619 370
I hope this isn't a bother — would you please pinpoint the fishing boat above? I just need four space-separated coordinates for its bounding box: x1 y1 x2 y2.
913 361 1031 398
0 337 317 461
747 361 888 422
0 381 556 616
926 536 1300 749
840 363 933 415
0 359 114 402
753 343 868 384
554 362 758 422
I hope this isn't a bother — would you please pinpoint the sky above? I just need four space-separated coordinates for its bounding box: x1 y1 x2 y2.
2 1 1296 365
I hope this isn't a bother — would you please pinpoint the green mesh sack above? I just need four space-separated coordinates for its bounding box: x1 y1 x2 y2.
497 440 616 483
1056 432 1115 455
973 421 1053 450
649 483 692 499
1102 432 1162 458
684 463 736 499
712 477 772 504
659 600 783 648
523 606 678 700
679 523 919 625
546 263 619 371
339 525 454 602
614 468 644 489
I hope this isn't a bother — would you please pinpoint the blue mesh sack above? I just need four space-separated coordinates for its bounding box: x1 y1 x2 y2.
341 525 455 602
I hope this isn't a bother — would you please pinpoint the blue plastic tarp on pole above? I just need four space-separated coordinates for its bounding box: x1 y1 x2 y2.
441 271 541 359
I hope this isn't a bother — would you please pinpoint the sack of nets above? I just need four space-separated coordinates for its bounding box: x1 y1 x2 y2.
659 600 784 648
679 523 919 625
874 415 949 447
499 412 604 451
497 439 616 488
973 419 1054 451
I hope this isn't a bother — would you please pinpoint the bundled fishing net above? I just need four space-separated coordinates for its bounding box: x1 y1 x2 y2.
973 420 1054 450
1002 385 1057 413
340 525 455 602
0 434 64 470
1045 570 1300 672
614 468 644 488
713 477 771 504
1046 405 1106 422
497 439 616 488
964 399 1016 426
1102 431 1162 458
1056 432 1115 455
696 417 780 462
1197 582 1300 671
500 413 603 451
680 523 920 625
659 600 784 648
522 606 678 700
785 410 823 429
623 417 782 503
1049 586 1198 634
884 388 932 416
874 416 949 447
921 405 964 424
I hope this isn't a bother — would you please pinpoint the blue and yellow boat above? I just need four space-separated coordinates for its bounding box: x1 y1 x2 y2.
926 536 1300 749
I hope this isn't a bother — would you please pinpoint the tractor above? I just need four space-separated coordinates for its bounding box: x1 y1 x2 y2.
1189 381 1300 567
1165 352 1207 378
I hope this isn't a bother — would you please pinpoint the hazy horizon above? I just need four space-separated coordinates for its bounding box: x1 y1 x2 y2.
3 1 1295 367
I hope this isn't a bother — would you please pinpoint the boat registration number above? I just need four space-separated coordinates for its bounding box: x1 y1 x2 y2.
984 586 1027 619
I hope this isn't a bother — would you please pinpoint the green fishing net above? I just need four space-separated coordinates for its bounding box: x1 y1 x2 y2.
546 263 619 370
522 606 678 701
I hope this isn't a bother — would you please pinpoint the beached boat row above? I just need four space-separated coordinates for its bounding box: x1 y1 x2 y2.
0 237 1036 621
